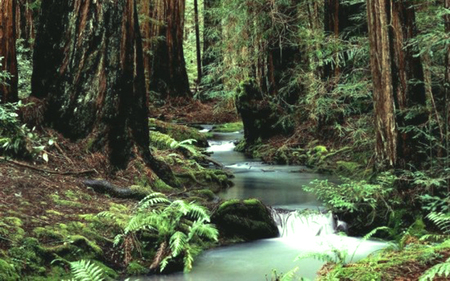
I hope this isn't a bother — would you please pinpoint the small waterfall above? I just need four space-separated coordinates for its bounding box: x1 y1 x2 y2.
271 208 347 238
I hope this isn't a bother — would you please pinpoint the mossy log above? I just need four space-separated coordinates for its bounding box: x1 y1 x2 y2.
83 180 151 200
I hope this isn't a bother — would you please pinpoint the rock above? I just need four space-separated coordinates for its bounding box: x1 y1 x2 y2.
212 199 279 241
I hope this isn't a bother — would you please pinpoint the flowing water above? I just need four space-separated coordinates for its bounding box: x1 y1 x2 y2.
138 130 387 281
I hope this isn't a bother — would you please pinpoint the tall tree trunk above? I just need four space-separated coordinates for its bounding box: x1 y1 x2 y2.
390 0 427 168
15 0 35 48
367 0 397 169
0 0 18 103
31 0 177 186
444 0 450 161
149 0 191 101
194 0 202 86
367 0 426 170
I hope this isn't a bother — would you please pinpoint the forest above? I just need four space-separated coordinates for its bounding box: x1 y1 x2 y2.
0 0 450 280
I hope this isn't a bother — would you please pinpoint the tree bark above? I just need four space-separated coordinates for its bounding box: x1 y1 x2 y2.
444 0 450 160
0 0 18 103
194 0 202 86
367 0 397 169
15 0 35 48
31 0 177 186
148 0 191 101
390 0 427 168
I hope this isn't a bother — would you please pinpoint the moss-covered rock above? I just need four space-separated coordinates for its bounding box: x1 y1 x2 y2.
211 122 244 133
149 118 209 147
212 199 279 241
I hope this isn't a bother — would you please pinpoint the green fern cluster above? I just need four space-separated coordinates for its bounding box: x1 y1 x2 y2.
99 192 218 273
149 131 199 157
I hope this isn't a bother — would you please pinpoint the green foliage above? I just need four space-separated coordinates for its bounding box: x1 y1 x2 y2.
426 212 450 234
419 257 450 281
16 39 33 98
0 102 53 159
67 260 105 281
150 131 199 157
0 57 12 87
101 192 218 272
303 173 398 226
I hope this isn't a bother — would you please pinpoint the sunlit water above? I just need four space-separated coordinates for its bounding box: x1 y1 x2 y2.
136 130 387 281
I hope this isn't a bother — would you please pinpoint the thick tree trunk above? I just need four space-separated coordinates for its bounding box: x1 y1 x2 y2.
367 0 426 170
31 0 177 186
15 0 35 48
0 0 18 103
367 0 397 169
390 0 427 168
148 0 191 101
202 0 219 72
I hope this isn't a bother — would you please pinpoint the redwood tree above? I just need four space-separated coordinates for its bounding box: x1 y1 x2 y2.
0 0 18 103
367 0 426 170
15 0 35 48
148 0 191 100
31 0 176 185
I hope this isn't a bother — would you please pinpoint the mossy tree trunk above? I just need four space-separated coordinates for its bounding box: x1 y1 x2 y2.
0 0 18 103
367 0 426 170
148 0 191 101
31 0 177 185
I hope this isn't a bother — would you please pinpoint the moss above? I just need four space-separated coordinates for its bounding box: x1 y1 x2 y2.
126 261 149 275
149 118 209 147
212 122 244 133
152 178 173 192
49 193 85 208
1 217 25 244
45 210 63 216
217 199 241 213
0 258 20 281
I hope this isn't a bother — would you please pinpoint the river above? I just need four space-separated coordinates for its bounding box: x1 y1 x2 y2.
138 130 387 281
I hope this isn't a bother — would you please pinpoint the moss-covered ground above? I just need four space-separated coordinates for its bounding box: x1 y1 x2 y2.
0 116 235 280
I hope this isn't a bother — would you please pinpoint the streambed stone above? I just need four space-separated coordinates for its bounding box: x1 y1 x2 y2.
212 199 279 241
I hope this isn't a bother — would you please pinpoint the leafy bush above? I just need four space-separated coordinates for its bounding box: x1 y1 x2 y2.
303 173 400 228
0 102 51 159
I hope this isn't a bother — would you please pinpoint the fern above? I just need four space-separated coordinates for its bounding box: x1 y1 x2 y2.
426 212 450 234
137 192 170 211
169 231 188 257
69 260 105 281
419 257 450 281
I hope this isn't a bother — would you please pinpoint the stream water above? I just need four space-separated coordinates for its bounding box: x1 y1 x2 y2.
139 130 387 281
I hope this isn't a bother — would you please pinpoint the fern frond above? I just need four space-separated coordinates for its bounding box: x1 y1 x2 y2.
188 220 218 241
420 234 449 242
183 246 194 272
280 266 299 281
70 260 105 281
170 231 188 257
362 226 391 240
427 212 450 233
138 193 170 210
186 202 210 221
419 257 450 281
294 251 337 263
124 213 156 234
169 200 190 216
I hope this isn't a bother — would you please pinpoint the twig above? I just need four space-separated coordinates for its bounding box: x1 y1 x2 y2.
0 157 96 175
